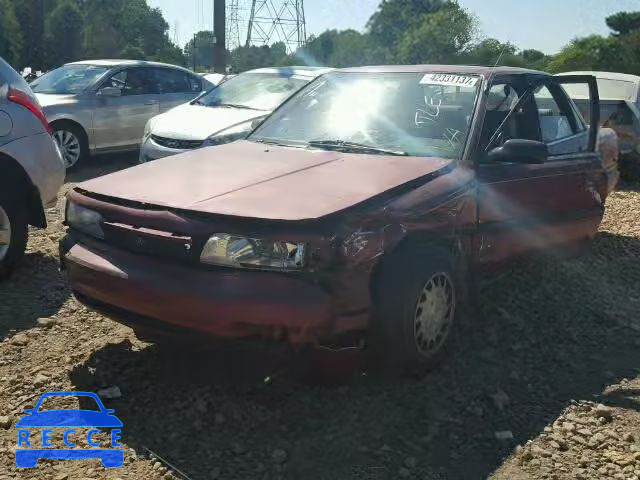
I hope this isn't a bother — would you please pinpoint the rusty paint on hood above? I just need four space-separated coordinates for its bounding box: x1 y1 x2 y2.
79 140 452 221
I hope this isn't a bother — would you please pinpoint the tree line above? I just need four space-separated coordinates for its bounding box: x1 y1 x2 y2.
1 0 639 76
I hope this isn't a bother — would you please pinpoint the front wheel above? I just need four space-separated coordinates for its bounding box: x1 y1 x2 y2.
53 124 88 169
368 245 461 376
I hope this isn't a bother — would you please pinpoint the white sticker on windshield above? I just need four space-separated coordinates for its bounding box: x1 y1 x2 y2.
419 73 479 88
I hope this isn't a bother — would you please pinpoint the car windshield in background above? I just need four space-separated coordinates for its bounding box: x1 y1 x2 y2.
562 78 636 101
195 72 309 111
31 64 109 94
249 71 482 159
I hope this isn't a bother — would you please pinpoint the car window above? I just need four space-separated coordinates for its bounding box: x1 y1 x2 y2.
479 81 541 156
251 71 482 159
534 85 583 143
36 395 101 412
30 64 109 94
153 68 193 94
105 68 156 96
196 72 311 111
602 102 635 127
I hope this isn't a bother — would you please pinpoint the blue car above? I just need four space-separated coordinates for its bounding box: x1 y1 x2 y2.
15 391 124 468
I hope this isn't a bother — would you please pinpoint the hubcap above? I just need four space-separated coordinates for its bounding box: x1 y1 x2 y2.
53 129 81 168
413 272 455 355
0 206 11 260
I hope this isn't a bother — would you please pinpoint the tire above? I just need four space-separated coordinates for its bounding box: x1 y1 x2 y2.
0 186 28 281
52 123 88 169
368 244 461 376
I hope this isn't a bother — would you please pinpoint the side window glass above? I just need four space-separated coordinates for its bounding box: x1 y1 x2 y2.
603 102 634 127
190 75 202 92
122 68 156 96
534 85 583 143
154 69 192 94
105 70 127 90
480 82 539 153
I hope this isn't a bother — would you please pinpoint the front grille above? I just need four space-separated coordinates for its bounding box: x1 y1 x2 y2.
102 222 195 262
151 135 203 150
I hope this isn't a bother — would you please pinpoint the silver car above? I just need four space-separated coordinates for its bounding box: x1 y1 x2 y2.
30 60 213 169
0 56 65 280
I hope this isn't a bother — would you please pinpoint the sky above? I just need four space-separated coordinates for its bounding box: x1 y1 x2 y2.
148 0 640 54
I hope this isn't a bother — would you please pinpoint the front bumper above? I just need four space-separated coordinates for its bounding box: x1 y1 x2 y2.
139 137 193 163
60 235 334 344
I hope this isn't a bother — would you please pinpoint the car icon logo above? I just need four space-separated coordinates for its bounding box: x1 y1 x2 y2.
15 391 124 469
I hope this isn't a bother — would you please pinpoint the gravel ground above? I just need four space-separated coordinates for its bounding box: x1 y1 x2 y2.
0 154 638 480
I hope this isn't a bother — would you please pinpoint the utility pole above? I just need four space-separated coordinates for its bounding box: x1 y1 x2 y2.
192 32 197 71
213 0 226 73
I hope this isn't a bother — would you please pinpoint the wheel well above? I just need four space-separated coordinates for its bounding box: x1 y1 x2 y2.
50 119 89 146
0 153 46 228
368 235 457 302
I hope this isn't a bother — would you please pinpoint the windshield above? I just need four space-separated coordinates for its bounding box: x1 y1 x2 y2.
250 72 481 159
31 64 109 94
195 72 310 111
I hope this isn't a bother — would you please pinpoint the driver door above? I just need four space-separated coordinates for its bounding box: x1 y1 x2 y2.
475 74 604 266
92 67 160 150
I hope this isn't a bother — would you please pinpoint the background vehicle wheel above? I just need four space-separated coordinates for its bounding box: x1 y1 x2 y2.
0 187 28 281
52 123 88 169
368 244 461 376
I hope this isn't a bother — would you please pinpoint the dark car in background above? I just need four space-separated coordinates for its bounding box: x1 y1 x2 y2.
60 66 612 375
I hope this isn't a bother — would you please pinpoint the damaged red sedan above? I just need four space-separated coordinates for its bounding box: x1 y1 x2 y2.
60 66 616 373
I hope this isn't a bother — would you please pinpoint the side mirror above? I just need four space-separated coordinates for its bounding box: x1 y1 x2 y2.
98 87 122 98
487 139 548 164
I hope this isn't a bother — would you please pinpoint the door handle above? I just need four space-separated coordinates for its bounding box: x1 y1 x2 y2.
144 100 158 105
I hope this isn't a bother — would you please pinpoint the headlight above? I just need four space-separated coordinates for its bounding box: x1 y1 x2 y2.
66 199 104 239
201 120 259 147
200 233 306 270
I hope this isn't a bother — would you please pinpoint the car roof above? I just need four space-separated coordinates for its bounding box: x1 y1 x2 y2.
335 64 549 76
558 71 640 83
244 66 334 78
66 59 195 72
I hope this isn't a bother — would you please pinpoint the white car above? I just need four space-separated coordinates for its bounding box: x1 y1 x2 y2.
139 66 332 163
0 56 65 280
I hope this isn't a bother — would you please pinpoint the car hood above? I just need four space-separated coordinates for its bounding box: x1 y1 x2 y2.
79 141 452 221
35 93 79 109
150 103 268 141
16 410 123 427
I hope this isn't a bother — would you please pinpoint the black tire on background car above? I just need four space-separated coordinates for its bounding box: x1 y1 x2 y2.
0 186 29 281
368 244 461 376
52 123 88 169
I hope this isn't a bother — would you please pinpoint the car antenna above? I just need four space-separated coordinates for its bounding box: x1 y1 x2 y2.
485 42 509 93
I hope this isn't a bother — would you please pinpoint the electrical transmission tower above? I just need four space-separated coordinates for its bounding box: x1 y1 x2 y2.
246 0 306 54
226 0 245 51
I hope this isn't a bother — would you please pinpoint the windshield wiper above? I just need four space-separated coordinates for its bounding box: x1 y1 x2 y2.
307 139 408 156
217 103 256 110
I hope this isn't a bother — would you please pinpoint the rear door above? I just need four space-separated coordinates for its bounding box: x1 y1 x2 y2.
153 68 203 113
475 74 605 266
93 67 160 149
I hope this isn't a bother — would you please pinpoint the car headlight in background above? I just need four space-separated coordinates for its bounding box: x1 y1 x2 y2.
200 233 306 270
202 119 263 147
65 199 104 239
